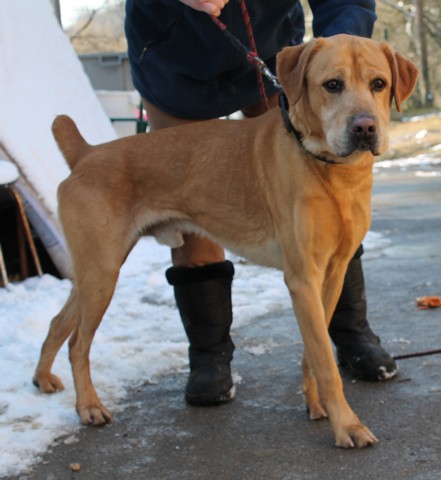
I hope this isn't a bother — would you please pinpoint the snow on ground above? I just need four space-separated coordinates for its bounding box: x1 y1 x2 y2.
374 153 441 172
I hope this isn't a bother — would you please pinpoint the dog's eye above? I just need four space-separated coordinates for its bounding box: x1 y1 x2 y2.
323 79 343 93
371 78 387 92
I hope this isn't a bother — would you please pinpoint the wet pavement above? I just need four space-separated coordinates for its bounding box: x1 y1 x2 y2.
7 161 441 480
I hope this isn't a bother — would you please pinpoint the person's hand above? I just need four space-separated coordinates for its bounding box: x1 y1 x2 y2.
179 0 229 17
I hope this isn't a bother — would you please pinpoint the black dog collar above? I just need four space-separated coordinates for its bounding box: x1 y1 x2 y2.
279 93 337 165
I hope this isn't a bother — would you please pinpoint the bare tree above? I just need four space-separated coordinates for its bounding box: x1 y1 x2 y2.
414 0 433 106
65 0 127 54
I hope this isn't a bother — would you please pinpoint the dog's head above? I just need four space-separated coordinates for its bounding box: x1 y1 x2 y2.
276 34 418 162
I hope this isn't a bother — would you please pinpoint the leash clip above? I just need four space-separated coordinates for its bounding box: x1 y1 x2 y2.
210 2 282 110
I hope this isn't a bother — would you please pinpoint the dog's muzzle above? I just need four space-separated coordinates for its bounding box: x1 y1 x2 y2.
341 114 380 157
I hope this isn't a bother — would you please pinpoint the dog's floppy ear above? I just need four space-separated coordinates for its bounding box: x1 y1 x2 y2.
381 44 419 112
276 39 324 106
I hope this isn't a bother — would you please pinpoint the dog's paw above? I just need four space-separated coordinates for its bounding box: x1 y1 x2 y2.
77 403 113 426
33 373 64 393
334 422 378 449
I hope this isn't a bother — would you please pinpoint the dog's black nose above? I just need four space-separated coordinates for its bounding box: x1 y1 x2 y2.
351 115 377 138
346 114 380 155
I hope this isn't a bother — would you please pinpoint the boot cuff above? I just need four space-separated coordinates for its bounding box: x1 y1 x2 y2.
166 260 235 286
353 244 364 259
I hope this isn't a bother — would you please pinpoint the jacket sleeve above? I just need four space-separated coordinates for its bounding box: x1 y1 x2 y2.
308 0 376 38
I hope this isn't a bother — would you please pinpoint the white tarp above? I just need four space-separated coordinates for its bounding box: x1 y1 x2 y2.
0 0 117 276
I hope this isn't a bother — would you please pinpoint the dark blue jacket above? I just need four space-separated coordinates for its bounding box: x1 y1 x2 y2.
125 0 376 118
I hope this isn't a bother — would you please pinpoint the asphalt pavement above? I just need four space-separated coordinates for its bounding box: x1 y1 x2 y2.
7 160 441 480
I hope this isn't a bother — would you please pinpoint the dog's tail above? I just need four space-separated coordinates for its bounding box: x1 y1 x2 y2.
52 115 89 170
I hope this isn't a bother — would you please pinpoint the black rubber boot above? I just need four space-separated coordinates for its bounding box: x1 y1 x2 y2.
166 261 235 406
329 245 398 381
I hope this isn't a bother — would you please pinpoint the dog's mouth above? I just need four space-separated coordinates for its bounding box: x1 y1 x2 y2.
337 137 381 158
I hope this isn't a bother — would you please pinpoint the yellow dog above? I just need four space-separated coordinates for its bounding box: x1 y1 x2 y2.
34 34 417 448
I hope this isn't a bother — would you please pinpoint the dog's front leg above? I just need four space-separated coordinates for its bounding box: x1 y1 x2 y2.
301 266 348 421
283 265 377 448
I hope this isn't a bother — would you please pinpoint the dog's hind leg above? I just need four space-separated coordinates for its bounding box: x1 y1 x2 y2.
51 178 140 425
68 281 116 425
33 289 80 393
67 229 133 426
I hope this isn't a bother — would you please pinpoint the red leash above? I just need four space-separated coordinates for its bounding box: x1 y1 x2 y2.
211 0 280 111
237 0 269 110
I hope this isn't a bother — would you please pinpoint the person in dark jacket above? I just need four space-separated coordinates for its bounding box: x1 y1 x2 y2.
125 0 398 406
